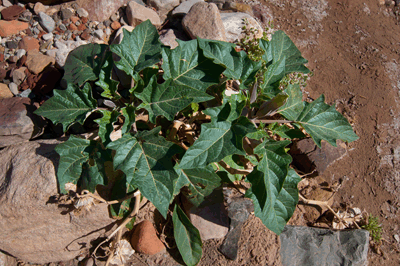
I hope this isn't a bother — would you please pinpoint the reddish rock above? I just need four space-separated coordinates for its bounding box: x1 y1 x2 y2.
68 23 78 31
0 54 4 63
0 83 13 99
33 2 47 15
18 36 40 52
130 220 165 255
110 21 121 30
80 29 91 40
126 1 161 27
1 5 25 21
76 0 130 22
70 16 79 24
77 23 86 31
0 20 29 37
25 50 55 75
81 17 88 24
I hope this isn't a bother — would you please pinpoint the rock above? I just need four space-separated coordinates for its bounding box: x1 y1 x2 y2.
130 220 165 255
147 0 179 19
93 29 104 39
76 7 89 18
252 4 273 25
6 40 18 49
219 196 253 260
126 1 161 27
80 29 91 40
16 49 26 59
25 50 55 75
111 20 121 30
38 12 55 33
76 0 130 22
290 139 348 175
8 82 18 95
280 226 369 266
0 139 117 263
224 2 253 16
70 15 79 24
42 32 53 40
159 29 179 49
182 2 226 41
0 83 13 98
20 66 61 95
12 67 26 86
18 36 40 52
0 98 43 147
17 88 32 98
33 2 48 15
220 12 263 43
0 20 29 37
60 8 73 20
182 189 229 240
50 39 87 67
0 251 18 266
1 5 25 21
172 0 203 16
2 0 13 8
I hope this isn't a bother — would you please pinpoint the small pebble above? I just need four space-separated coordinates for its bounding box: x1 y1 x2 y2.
42 33 54 40
93 29 104 39
110 13 119 22
105 27 111 36
60 8 74 20
111 21 121 30
8 82 19 95
394 234 400 243
2 0 13 8
16 49 26 59
39 12 56 32
6 41 18 49
75 21 81 26
32 27 40 35
17 89 33 98
103 20 112 27
59 24 67 31
76 8 89 18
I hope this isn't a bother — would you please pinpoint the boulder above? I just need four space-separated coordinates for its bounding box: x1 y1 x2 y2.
220 12 263 43
182 2 226 41
147 0 179 20
126 0 161 27
76 0 130 22
280 226 369 266
0 139 117 263
0 97 44 148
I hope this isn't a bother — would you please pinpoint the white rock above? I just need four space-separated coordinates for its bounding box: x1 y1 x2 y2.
220 12 263 43
2 0 13 7
38 12 56 33
93 29 104 39
8 82 19 95
76 7 89 18
16 49 26 59
105 27 112 36
42 33 54 41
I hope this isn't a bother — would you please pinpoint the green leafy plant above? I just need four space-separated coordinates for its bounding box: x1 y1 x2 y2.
34 20 358 265
362 214 382 243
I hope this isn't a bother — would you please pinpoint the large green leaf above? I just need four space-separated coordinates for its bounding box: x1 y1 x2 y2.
260 57 286 98
55 136 91 193
278 84 305 121
136 77 213 123
34 83 97 131
107 127 182 218
173 204 202 266
162 39 224 93
260 31 309 74
174 166 221 207
294 95 359 147
245 139 292 234
80 146 112 192
197 38 261 86
63 43 109 87
95 55 120 100
110 20 162 77
179 117 255 169
94 110 120 146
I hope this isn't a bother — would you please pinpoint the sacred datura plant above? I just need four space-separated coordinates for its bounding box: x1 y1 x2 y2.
34 20 358 265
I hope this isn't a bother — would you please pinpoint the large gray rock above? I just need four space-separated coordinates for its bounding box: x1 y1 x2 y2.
0 140 117 264
126 0 162 27
76 0 131 22
147 0 179 20
280 226 369 266
182 2 226 41
172 0 204 16
220 12 263 43
0 98 44 148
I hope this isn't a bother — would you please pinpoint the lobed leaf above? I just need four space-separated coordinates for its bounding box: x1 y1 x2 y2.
94 110 120 146
63 43 109 87
110 20 162 77
34 83 97 131
136 77 213 123
245 139 293 234
278 84 304 121
173 204 202 266
95 55 121 100
174 166 221 207
107 127 182 218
